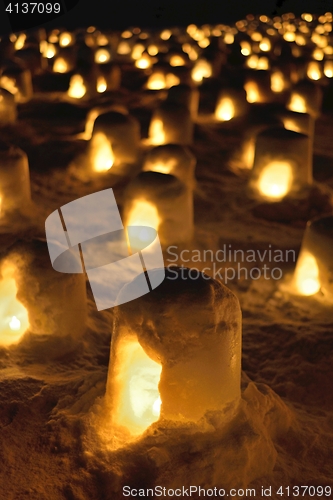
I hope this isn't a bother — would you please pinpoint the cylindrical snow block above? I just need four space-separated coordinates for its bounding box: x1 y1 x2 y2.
244 70 273 103
0 88 17 124
166 84 199 119
0 143 31 216
249 127 312 200
123 171 193 246
142 144 196 187
148 102 193 146
0 238 87 352
105 266 242 441
88 111 141 176
292 215 333 301
215 87 248 121
287 80 323 118
0 64 33 102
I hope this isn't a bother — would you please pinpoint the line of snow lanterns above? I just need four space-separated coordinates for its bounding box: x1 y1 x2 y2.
292 215 333 300
105 267 242 445
0 239 87 351
248 127 312 201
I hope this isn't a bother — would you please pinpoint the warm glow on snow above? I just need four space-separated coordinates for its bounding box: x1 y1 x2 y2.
257 161 293 200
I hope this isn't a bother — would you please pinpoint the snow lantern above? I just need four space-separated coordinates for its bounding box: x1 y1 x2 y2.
123 172 193 246
0 239 87 351
287 80 323 118
0 64 33 102
87 110 140 176
249 128 312 201
0 88 17 125
0 143 31 218
215 88 248 121
105 266 242 444
166 84 199 119
244 70 272 103
67 74 87 99
292 215 333 300
148 102 193 146
142 144 196 187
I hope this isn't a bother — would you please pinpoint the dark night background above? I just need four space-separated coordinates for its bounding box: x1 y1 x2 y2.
5 0 333 33
56 0 333 28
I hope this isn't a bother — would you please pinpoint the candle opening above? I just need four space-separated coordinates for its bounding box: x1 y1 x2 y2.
257 161 293 200
294 252 321 296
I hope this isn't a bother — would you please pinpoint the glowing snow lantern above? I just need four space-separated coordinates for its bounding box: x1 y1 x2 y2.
43 43 56 59
89 132 114 172
169 54 186 67
135 53 152 69
0 89 17 124
68 74 86 99
95 48 111 64
166 84 199 119
88 110 140 176
105 266 242 446
143 144 196 187
96 76 107 93
117 41 131 55
0 262 29 346
146 72 168 90
215 97 234 121
191 59 212 83
249 128 312 200
259 37 271 52
59 32 73 47
244 71 272 103
0 143 31 217
4 239 87 356
53 56 69 73
287 81 323 118
148 102 193 146
123 172 193 246
324 60 333 77
270 70 287 92
293 215 333 301
0 65 33 102
307 61 322 80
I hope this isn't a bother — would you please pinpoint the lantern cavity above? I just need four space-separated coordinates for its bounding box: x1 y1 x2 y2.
2 239 87 355
105 266 242 443
142 144 196 187
215 88 248 121
123 171 193 246
148 102 193 146
249 128 312 201
0 143 31 218
292 215 333 301
244 70 273 104
87 111 141 176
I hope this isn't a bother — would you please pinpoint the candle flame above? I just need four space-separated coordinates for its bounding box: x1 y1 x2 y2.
191 60 212 83
271 71 285 92
53 57 69 73
96 76 107 93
